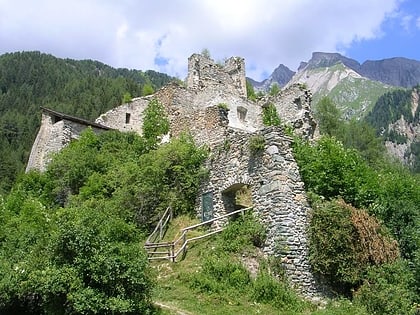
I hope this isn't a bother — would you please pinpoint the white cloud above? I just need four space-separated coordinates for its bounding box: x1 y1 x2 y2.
417 16 420 29
400 15 413 31
0 0 402 80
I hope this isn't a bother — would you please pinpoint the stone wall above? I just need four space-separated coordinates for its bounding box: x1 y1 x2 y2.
95 97 152 134
199 126 322 299
260 83 318 139
187 53 247 98
26 109 110 172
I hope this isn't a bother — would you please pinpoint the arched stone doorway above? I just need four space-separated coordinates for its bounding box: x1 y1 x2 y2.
222 183 252 214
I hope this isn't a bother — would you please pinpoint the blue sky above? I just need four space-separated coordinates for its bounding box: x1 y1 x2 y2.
345 0 420 63
0 0 419 81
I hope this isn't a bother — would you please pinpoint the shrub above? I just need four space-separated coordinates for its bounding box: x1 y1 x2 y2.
293 136 380 208
309 199 399 295
262 103 281 126
217 102 229 111
269 83 280 96
354 260 417 315
252 270 307 311
249 135 265 155
190 253 250 295
246 80 257 101
218 212 266 252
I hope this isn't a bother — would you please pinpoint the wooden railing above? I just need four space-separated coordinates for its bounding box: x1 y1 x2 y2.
146 207 173 244
144 207 252 262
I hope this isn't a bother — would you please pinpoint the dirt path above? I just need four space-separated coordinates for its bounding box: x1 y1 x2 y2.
154 301 194 315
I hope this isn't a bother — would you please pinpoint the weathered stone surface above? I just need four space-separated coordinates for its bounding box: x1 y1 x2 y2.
198 127 323 299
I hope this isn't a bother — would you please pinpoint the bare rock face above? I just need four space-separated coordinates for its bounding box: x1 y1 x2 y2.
384 88 420 168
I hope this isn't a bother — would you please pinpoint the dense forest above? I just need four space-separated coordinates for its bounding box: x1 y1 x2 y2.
0 51 174 194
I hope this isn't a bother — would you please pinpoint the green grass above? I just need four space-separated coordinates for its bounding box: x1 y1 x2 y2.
151 214 369 315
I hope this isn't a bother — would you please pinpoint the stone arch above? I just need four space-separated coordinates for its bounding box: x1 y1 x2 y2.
220 174 252 192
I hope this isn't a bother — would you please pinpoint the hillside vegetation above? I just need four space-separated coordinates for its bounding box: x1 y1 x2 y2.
0 51 174 194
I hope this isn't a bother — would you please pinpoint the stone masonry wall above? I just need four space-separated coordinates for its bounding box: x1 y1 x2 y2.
199 126 322 299
26 111 109 172
261 83 318 139
187 53 247 98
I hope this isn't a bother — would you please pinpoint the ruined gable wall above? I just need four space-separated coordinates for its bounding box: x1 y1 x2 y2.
26 112 108 172
95 97 151 134
199 126 322 299
263 84 318 139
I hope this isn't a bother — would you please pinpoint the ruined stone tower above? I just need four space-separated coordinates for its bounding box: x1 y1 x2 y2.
186 53 247 97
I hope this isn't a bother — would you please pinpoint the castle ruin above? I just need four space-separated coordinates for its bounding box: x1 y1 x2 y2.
26 53 322 299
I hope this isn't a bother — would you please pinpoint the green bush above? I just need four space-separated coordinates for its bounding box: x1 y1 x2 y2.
190 254 250 295
354 260 417 315
252 270 306 311
249 135 265 155
217 102 229 111
293 136 380 208
309 199 399 295
218 212 266 252
269 83 280 96
143 98 170 149
246 80 257 101
262 103 281 126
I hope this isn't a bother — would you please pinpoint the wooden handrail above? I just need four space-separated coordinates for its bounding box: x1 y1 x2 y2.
181 207 252 232
146 207 172 244
144 207 252 262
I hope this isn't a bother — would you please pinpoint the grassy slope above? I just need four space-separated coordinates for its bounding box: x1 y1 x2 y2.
151 216 368 315
305 63 397 119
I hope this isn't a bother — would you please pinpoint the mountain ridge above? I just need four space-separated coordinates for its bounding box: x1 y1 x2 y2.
252 52 420 89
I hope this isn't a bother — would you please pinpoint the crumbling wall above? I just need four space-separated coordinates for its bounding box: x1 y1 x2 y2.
26 110 109 172
199 126 322 299
187 53 247 98
261 84 318 139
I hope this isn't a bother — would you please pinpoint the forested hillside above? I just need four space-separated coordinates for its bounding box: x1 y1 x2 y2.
0 51 174 194
365 86 420 171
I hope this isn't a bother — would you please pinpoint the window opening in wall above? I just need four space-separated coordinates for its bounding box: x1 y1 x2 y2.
125 113 131 124
202 191 214 222
237 106 247 122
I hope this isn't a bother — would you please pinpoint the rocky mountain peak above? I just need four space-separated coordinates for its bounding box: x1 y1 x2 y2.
304 52 361 71
359 57 420 88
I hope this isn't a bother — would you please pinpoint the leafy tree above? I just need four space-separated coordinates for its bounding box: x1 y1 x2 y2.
122 91 132 103
262 103 281 126
293 136 380 208
142 83 154 96
269 83 280 96
142 98 170 149
339 119 384 164
314 96 342 136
